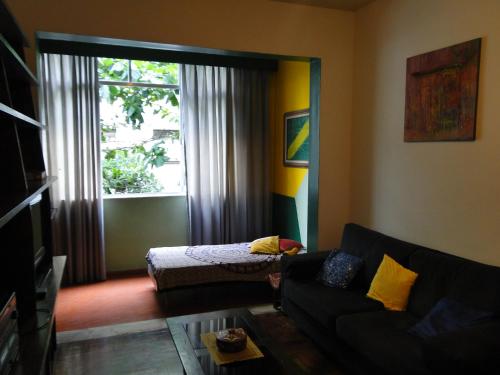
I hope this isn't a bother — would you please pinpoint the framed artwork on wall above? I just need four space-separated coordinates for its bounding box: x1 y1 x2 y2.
284 109 309 167
404 38 481 142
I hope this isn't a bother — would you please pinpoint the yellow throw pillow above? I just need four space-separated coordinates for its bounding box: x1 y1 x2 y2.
249 236 280 254
367 254 418 311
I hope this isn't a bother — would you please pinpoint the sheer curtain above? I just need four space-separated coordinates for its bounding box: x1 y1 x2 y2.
41 54 106 284
180 65 271 245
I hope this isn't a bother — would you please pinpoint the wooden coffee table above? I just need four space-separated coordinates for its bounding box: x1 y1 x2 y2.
167 308 307 375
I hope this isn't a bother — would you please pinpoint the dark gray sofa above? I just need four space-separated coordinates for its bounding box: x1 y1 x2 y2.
281 223 500 375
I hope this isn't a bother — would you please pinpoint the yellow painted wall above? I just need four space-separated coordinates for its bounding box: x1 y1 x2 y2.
352 0 500 265
272 61 310 198
270 60 310 245
7 0 354 251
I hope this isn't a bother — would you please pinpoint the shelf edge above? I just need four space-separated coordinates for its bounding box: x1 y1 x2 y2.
0 102 42 128
0 35 38 85
0 176 57 229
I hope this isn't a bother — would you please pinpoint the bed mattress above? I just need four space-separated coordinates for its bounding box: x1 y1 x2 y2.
146 243 282 291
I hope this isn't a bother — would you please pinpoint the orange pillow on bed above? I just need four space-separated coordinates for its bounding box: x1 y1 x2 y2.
279 238 303 252
283 247 300 256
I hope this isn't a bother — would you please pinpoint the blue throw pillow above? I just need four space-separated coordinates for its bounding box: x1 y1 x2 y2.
317 250 363 289
408 297 495 338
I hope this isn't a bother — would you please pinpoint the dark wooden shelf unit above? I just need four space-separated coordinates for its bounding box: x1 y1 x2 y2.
0 177 56 229
0 1 64 374
0 35 38 85
0 1 28 49
13 256 66 375
0 102 43 128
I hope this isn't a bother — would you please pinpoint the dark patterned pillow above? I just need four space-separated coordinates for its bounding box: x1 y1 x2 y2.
317 250 363 288
408 298 495 338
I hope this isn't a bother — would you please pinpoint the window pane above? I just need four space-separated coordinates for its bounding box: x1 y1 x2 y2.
99 85 183 195
98 58 129 82
130 60 179 85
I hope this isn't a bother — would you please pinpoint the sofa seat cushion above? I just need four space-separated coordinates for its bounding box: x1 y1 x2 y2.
336 311 430 375
285 279 383 331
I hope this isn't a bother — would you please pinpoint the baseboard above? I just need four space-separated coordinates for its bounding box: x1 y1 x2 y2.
107 268 148 279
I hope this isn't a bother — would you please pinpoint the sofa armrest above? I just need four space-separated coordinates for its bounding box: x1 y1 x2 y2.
281 250 330 280
422 320 500 375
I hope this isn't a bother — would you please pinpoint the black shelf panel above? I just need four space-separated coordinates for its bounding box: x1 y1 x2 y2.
0 176 57 229
0 2 29 48
1 3 61 375
0 35 37 85
14 256 66 375
0 102 43 129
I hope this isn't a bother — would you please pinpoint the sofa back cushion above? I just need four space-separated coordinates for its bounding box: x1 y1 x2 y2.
363 236 419 289
408 249 500 317
340 223 419 290
340 223 382 258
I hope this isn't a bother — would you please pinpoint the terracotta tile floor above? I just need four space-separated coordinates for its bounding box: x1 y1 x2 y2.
55 274 164 332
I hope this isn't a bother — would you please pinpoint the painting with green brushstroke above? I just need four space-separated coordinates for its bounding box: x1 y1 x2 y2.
284 109 309 167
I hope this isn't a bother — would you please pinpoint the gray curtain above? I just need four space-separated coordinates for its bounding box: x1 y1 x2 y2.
180 65 271 245
41 54 106 284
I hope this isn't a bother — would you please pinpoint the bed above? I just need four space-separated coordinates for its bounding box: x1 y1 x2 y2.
145 242 282 291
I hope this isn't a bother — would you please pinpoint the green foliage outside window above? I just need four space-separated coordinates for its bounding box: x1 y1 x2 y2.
102 149 163 194
98 58 180 194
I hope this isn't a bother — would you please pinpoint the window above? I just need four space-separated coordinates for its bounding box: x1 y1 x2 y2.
98 58 183 196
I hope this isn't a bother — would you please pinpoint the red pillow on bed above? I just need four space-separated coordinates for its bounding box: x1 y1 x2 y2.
279 238 303 252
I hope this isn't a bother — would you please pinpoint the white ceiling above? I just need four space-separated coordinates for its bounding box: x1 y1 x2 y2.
272 0 375 11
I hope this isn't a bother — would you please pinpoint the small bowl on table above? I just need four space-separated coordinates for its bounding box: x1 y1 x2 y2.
215 328 247 353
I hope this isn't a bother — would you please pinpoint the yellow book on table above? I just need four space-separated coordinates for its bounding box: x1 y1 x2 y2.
200 332 264 365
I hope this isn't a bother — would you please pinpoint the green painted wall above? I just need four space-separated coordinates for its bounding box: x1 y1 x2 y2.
104 195 188 272
272 193 301 242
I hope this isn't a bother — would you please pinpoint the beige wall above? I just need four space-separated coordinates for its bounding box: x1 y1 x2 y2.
352 0 500 265
8 0 354 251
9 0 499 266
